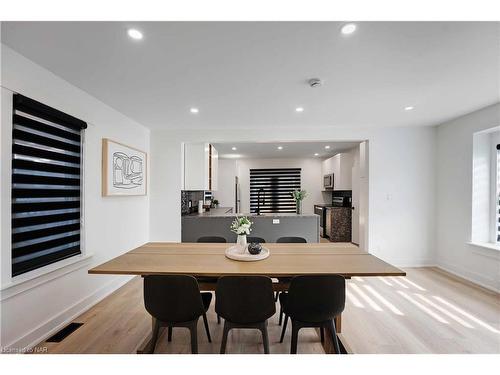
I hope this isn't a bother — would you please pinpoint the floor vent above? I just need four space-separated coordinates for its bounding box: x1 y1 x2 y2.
46 322 83 343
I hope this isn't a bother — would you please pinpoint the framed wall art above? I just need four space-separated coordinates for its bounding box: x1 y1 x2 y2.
102 138 147 196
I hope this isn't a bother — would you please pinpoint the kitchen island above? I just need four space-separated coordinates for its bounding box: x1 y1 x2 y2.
182 211 320 243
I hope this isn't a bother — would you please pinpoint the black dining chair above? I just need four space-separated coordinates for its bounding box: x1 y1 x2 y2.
215 276 276 354
143 275 212 354
197 236 227 243
274 236 307 310
279 275 345 354
276 236 307 243
247 236 266 243
196 236 226 324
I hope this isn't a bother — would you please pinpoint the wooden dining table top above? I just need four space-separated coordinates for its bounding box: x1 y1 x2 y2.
88 242 406 277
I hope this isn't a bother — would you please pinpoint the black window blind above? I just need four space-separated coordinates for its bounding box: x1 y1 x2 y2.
249 168 301 213
11 94 87 276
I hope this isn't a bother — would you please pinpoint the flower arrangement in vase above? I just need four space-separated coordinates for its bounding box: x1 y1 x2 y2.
291 189 307 214
230 216 253 253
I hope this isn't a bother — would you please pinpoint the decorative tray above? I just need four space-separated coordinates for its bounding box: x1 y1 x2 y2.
225 245 270 262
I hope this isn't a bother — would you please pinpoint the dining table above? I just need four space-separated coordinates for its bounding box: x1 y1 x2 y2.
88 242 406 354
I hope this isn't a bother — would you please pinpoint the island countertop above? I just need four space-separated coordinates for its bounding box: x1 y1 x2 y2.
184 210 319 218
182 212 319 242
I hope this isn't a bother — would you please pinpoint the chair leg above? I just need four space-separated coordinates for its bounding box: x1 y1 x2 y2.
290 321 300 354
260 322 270 354
320 327 324 343
202 312 212 343
217 314 221 324
167 326 172 342
189 320 198 354
220 321 231 354
149 319 160 354
328 319 341 354
279 314 289 343
279 304 283 325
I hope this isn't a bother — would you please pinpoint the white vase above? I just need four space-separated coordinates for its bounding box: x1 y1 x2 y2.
237 234 247 254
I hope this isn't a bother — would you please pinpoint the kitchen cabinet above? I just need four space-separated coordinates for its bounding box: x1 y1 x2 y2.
325 207 332 238
327 207 352 242
184 142 219 191
322 156 335 175
322 152 353 190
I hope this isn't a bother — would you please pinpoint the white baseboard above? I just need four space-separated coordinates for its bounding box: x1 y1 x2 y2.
435 261 500 293
6 275 133 350
395 261 436 268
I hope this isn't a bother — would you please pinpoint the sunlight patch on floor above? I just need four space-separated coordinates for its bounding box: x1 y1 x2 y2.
362 284 404 316
346 289 365 308
349 283 383 312
414 294 474 328
389 277 409 289
400 278 426 291
397 290 449 324
433 296 500 334
378 277 393 286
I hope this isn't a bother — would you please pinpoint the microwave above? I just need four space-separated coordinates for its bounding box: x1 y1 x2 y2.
323 174 334 189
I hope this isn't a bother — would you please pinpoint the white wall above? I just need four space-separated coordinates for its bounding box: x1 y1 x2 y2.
150 126 437 268
436 103 500 292
0 45 150 348
233 157 326 214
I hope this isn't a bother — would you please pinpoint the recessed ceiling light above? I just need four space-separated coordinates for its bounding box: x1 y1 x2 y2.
277 146 283 150
325 145 330 149
231 147 237 151
127 29 143 40
404 106 414 111
341 23 357 35
314 153 319 156
295 107 304 112
190 108 199 114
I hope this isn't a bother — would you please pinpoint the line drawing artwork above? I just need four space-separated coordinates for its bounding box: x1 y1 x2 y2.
112 152 143 189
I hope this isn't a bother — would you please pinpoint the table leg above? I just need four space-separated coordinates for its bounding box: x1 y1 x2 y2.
136 317 156 354
334 314 342 333
319 314 351 354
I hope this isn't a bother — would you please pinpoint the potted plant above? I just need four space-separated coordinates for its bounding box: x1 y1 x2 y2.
291 189 307 214
230 216 253 253
212 199 219 208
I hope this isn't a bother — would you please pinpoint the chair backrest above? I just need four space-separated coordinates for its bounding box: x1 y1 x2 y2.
197 236 226 243
247 236 266 243
286 275 345 322
215 276 276 323
276 236 307 243
144 275 205 322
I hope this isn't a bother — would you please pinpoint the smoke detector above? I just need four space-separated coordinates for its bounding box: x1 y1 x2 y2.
308 78 323 88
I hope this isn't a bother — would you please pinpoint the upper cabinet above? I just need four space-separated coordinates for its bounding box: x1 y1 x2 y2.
183 143 219 191
322 151 354 190
322 156 335 175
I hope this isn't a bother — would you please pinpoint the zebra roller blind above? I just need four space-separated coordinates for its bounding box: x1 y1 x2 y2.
249 168 301 213
11 94 87 276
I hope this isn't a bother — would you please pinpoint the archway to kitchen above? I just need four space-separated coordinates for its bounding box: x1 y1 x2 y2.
180 140 369 250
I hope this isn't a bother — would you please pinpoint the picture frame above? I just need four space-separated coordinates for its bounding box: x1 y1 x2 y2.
102 138 147 196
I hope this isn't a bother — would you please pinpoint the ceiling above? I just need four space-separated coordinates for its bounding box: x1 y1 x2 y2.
2 22 499 130
213 141 360 159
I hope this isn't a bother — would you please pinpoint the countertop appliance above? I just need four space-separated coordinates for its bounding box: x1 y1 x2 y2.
332 196 351 207
323 173 334 190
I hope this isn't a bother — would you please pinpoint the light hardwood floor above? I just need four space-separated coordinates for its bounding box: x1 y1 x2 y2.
35 267 500 354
